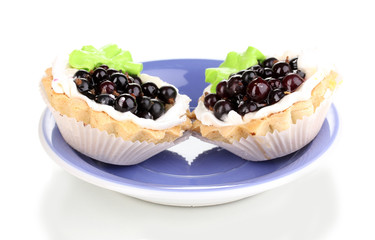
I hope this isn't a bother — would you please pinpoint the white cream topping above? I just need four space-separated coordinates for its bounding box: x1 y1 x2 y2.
194 50 336 127
51 56 191 130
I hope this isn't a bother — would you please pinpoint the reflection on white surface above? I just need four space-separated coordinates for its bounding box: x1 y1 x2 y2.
40 166 338 240
167 137 216 165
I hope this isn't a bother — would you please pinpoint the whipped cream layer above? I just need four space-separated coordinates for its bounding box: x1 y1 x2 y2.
51 56 191 130
195 50 335 127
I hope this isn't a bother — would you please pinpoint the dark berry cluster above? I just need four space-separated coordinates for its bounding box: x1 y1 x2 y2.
73 65 177 119
204 57 306 120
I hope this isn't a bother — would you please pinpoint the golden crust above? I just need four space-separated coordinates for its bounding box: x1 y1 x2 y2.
192 71 338 143
42 68 192 143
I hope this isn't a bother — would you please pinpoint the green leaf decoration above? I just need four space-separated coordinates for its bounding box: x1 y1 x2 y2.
205 46 266 93
69 44 143 75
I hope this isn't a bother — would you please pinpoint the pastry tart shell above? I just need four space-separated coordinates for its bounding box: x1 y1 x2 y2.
41 68 192 165
192 71 339 161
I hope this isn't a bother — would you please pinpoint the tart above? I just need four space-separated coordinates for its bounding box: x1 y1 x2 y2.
41 44 192 165
192 46 340 161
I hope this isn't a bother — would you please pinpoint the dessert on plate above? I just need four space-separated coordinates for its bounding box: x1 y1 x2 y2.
192 46 340 161
41 44 191 165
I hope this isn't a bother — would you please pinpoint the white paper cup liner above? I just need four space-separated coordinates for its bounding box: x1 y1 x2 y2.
193 96 333 161
40 82 190 165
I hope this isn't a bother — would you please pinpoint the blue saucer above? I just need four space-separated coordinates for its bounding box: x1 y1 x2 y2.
39 59 340 206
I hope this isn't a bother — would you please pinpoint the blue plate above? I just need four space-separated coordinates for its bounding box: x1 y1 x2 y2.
39 59 340 206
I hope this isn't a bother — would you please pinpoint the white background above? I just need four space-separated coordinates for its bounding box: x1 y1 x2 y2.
1 0 374 239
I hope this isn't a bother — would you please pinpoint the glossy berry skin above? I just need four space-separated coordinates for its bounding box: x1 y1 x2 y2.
289 57 298 70
158 86 177 104
74 69 90 79
246 77 271 102
213 100 233 120
241 70 257 85
92 67 108 85
262 68 273 78
126 83 142 99
127 76 134 83
98 64 109 70
272 61 291 78
263 57 278 68
142 82 159 98
99 80 115 94
295 69 306 79
82 90 96 100
95 94 116 106
204 93 220 110
268 89 285 105
227 76 245 96
137 96 152 111
114 94 137 113
136 110 153 119
106 68 118 76
266 77 283 90
249 65 264 76
216 80 229 99
149 99 165 119
229 94 244 110
110 73 129 91
74 78 92 93
131 75 142 85
236 70 246 76
282 73 304 92
237 100 258 116
229 73 242 79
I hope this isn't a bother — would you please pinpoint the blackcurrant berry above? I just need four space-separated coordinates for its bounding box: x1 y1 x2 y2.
98 64 109 70
74 78 92 93
110 73 129 91
141 82 159 98
237 100 258 116
149 99 165 119
126 83 142 99
99 80 115 94
204 93 220 110
227 75 245 96
289 57 298 70
216 80 229 99
272 61 291 78
262 68 273 78
158 86 177 104
74 69 90 79
262 57 278 68
92 67 108 85
135 110 153 119
114 94 137 113
137 96 152 111
266 77 283 90
295 69 306 79
213 100 233 120
106 68 118 77
82 89 96 100
268 89 285 105
249 65 264 76
131 75 142 85
241 70 257 85
282 73 304 92
246 77 271 102
95 94 116 106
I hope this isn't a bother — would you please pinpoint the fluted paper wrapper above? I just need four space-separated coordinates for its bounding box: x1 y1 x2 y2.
194 97 333 161
40 83 190 165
